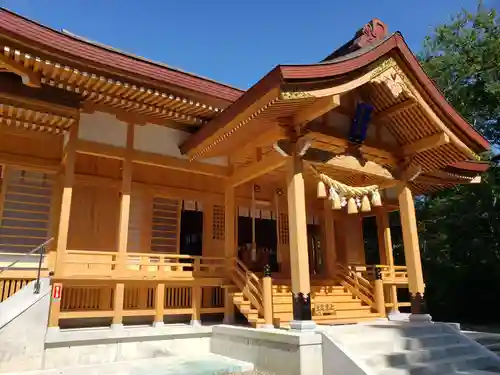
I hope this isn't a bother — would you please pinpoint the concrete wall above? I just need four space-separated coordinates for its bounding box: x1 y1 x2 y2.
42 325 212 369
0 283 50 373
210 325 323 375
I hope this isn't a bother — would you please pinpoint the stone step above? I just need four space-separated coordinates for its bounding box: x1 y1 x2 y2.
1 354 254 375
364 344 480 369
340 333 464 353
377 354 500 375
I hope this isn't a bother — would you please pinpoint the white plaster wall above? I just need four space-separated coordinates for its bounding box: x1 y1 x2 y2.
78 112 227 166
78 112 128 147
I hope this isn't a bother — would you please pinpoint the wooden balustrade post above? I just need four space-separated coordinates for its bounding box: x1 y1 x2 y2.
191 285 202 326
398 186 430 321
262 264 274 329
112 283 125 329
154 283 165 327
374 267 386 317
286 139 315 331
375 208 399 313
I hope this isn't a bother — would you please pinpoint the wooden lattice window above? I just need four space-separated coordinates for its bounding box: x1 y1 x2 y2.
212 205 225 240
0 168 53 254
278 212 289 245
150 197 180 253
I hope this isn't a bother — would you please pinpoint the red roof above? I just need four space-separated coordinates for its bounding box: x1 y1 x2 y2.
0 8 243 104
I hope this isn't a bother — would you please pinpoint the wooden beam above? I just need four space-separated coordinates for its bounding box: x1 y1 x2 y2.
373 98 417 122
322 155 395 181
293 95 340 126
0 54 41 88
226 151 287 188
224 187 236 258
402 133 450 156
0 152 59 172
76 140 229 178
306 124 397 165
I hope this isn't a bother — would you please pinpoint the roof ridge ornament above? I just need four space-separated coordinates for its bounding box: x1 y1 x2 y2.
322 19 389 62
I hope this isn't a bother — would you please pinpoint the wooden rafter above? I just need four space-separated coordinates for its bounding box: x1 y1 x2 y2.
0 54 41 88
373 98 416 123
293 95 340 126
402 133 450 156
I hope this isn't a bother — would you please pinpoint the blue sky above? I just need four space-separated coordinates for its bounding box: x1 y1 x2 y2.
1 0 498 89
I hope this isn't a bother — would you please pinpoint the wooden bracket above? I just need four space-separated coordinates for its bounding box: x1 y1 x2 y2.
0 54 41 88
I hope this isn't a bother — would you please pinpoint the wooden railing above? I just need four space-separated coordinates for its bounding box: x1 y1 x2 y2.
54 282 225 324
231 258 264 315
0 277 34 302
375 265 408 284
335 263 376 309
61 250 227 279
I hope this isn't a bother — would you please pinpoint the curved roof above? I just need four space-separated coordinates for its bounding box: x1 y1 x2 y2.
181 30 489 155
0 7 243 104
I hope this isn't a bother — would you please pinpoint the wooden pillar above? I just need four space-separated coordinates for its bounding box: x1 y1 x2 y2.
224 186 236 259
223 188 236 324
117 123 134 268
154 283 165 327
112 282 125 328
191 285 202 326
53 124 78 275
286 143 313 327
375 209 399 312
48 124 78 330
47 173 62 271
322 200 337 278
398 186 426 316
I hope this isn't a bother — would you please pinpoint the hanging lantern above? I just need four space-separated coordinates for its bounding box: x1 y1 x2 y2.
317 181 327 198
347 197 358 214
371 190 382 207
361 195 371 212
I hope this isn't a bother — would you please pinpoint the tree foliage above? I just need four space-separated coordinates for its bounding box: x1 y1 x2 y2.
417 2 500 323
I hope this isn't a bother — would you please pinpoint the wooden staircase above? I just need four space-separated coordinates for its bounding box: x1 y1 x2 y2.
272 282 381 328
228 260 383 328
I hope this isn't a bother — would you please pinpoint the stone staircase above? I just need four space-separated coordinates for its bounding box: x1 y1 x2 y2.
320 321 500 375
465 332 500 357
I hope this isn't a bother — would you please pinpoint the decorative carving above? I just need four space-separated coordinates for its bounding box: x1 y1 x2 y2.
280 91 315 100
370 58 398 79
355 19 389 49
292 292 312 321
315 303 336 316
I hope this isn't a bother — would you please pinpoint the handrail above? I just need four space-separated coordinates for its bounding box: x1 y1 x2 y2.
0 238 53 275
232 258 264 315
335 263 376 309
0 238 54 295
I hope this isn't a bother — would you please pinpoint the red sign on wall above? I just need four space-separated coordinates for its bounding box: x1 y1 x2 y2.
52 283 62 301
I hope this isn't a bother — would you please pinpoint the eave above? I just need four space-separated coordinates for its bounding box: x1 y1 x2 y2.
182 33 490 157
0 7 243 106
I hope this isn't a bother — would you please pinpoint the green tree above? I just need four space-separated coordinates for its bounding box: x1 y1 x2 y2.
420 2 500 143
417 2 500 323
